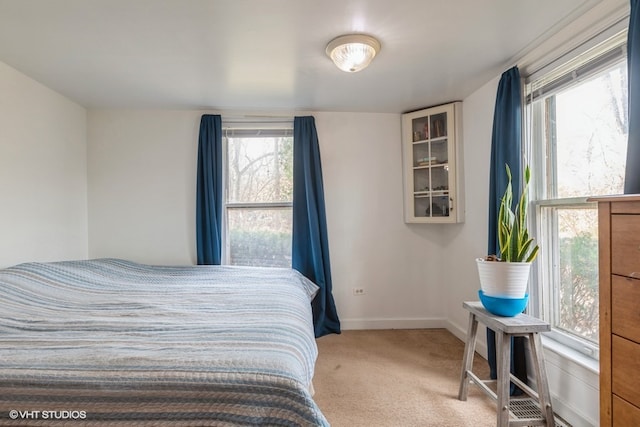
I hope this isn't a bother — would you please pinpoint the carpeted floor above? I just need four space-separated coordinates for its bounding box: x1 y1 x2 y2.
313 329 497 427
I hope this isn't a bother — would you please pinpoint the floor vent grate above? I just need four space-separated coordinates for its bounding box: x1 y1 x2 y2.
508 397 572 427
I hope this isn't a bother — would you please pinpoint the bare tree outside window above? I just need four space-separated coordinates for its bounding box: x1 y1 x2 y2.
225 134 294 267
554 62 627 199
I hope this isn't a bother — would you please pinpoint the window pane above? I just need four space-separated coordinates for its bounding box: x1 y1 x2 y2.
552 62 627 197
545 206 599 344
227 207 292 268
529 35 627 359
227 136 293 203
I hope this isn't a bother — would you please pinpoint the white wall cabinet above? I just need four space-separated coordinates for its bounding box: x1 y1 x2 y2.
401 102 464 223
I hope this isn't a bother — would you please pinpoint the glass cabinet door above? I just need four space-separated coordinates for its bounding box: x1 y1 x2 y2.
402 102 463 223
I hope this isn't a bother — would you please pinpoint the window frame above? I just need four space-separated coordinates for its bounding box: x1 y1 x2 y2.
532 198 600 359
221 121 294 267
525 29 628 360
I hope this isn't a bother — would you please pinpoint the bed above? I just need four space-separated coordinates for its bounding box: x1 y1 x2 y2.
0 258 329 426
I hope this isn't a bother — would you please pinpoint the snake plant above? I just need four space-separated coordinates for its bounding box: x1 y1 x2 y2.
497 164 539 263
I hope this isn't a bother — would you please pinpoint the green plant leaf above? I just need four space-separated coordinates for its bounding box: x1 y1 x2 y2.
496 163 539 263
525 245 540 263
517 238 534 262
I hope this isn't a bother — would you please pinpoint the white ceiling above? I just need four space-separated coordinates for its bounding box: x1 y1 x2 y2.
0 0 599 113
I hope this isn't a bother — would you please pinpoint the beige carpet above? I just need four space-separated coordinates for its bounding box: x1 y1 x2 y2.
313 329 497 427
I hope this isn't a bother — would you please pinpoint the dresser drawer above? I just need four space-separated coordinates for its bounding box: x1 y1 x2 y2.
612 201 640 214
611 215 640 278
612 335 640 408
613 395 640 426
612 275 640 343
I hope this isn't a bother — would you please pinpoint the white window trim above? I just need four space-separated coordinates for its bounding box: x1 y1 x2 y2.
220 120 294 266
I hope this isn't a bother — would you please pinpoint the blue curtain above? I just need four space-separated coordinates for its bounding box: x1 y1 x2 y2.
293 116 341 338
486 67 528 391
196 114 223 265
626 0 640 194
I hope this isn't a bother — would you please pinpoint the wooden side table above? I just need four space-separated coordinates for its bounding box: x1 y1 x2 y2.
458 301 554 427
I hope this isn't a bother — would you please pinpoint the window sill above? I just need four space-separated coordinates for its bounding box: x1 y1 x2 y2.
541 334 599 375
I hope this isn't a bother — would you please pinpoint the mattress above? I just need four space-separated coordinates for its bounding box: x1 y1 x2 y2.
0 258 328 426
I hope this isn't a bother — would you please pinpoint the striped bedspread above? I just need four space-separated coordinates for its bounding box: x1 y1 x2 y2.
0 258 329 426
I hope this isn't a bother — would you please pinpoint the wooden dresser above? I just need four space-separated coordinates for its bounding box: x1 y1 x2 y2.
592 195 640 426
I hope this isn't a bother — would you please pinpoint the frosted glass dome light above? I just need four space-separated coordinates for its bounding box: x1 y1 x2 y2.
325 34 381 73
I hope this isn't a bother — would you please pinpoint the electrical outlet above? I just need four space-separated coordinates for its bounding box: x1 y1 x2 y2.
352 288 365 296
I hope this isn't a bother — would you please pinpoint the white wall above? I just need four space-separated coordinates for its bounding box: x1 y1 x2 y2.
87 110 201 265
443 76 498 341
87 110 447 328
0 61 87 268
313 112 446 328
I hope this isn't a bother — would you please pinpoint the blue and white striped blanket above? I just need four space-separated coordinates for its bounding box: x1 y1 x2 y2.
0 258 328 426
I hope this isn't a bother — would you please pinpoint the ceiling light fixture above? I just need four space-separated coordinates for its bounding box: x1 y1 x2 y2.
325 34 381 73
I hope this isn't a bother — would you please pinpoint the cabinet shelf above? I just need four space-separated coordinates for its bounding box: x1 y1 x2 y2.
401 102 464 223
414 191 449 198
412 136 448 145
413 163 449 170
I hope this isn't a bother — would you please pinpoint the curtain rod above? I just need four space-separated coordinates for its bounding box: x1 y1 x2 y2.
222 115 294 125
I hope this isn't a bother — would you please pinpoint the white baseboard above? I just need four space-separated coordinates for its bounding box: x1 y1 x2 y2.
445 319 488 360
550 397 596 427
445 319 468 343
340 317 447 330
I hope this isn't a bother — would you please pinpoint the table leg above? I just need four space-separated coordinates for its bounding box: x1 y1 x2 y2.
496 331 511 427
529 332 555 425
458 312 478 401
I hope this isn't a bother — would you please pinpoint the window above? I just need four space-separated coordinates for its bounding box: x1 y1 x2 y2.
526 31 628 358
223 123 293 268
